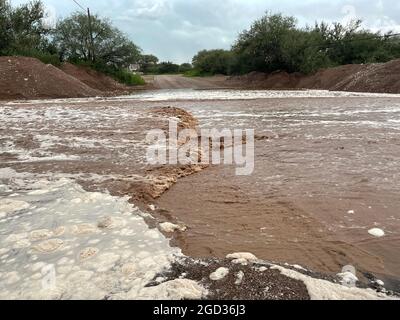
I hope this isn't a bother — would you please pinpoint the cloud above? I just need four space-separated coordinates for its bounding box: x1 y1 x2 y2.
10 0 400 63
121 0 171 20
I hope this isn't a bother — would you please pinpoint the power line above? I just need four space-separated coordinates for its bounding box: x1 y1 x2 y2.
307 32 400 50
72 0 86 12
71 0 96 62
330 32 400 45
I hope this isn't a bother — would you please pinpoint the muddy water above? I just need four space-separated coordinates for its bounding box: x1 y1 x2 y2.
152 95 400 287
1 90 400 290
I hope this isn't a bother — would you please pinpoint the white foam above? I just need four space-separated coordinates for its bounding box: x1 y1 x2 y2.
235 271 245 285
0 174 209 300
368 228 385 237
271 265 394 300
226 252 258 262
0 199 30 218
159 222 187 233
120 89 400 102
210 267 230 281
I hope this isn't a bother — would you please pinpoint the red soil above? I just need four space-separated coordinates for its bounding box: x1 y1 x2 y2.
0 56 101 100
59 62 130 92
228 59 400 93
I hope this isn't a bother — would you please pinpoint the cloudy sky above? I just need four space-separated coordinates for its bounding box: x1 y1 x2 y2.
10 0 400 63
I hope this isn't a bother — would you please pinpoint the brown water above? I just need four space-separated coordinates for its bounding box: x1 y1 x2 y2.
153 96 400 287
1 91 400 290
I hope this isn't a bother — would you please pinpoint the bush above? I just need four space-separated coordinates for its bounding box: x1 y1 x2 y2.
113 69 145 86
9 48 61 66
72 59 145 86
191 12 400 76
183 69 211 77
192 49 234 75
179 63 193 73
156 61 180 74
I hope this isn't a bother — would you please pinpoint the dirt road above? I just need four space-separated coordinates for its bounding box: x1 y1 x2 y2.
152 74 229 89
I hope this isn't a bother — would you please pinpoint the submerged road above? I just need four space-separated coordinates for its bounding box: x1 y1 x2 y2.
151 74 229 89
1 89 400 294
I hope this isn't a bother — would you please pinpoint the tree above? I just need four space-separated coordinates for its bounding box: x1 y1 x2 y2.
0 0 49 55
0 0 11 53
53 12 141 68
156 61 180 74
179 63 193 73
139 54 159 73
192 49 234 75
232 13 297 73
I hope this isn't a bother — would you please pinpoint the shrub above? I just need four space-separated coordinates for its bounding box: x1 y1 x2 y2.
184 69 211 77
113 69 145 86
9 48 61 66
72 59 145 86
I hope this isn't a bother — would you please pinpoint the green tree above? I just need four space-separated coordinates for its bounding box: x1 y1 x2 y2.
322 20 394 65
156 61 180 74
0 0 49 55
139 54 159 73
192 49 234 75
178 63 193 73
0 0 11 53
232 13 297 73
53 12 141 69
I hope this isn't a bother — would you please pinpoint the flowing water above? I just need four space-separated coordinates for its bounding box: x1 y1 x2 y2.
1 90 400 295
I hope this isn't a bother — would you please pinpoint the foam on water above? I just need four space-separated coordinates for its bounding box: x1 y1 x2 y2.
0 169 207 300
4 89 400 105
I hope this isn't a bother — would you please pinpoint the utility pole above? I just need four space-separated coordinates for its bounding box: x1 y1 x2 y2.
87 7 95 62
72 1 95 62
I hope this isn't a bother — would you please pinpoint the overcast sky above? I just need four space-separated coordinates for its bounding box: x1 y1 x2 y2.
10 0 400 63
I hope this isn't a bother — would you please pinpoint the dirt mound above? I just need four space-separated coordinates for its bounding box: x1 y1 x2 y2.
330 59 400 93
298 64 364 90
228 59 400 93
60 63 130 92
0 56 101 100
229 71 301 89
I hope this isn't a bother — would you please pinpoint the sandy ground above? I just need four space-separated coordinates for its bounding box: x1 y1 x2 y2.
152 74 230 89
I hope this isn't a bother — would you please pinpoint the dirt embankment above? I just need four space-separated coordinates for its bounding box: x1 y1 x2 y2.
0 56 101 100
0 56 146 100
59 62 138 93
227 59 400 93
